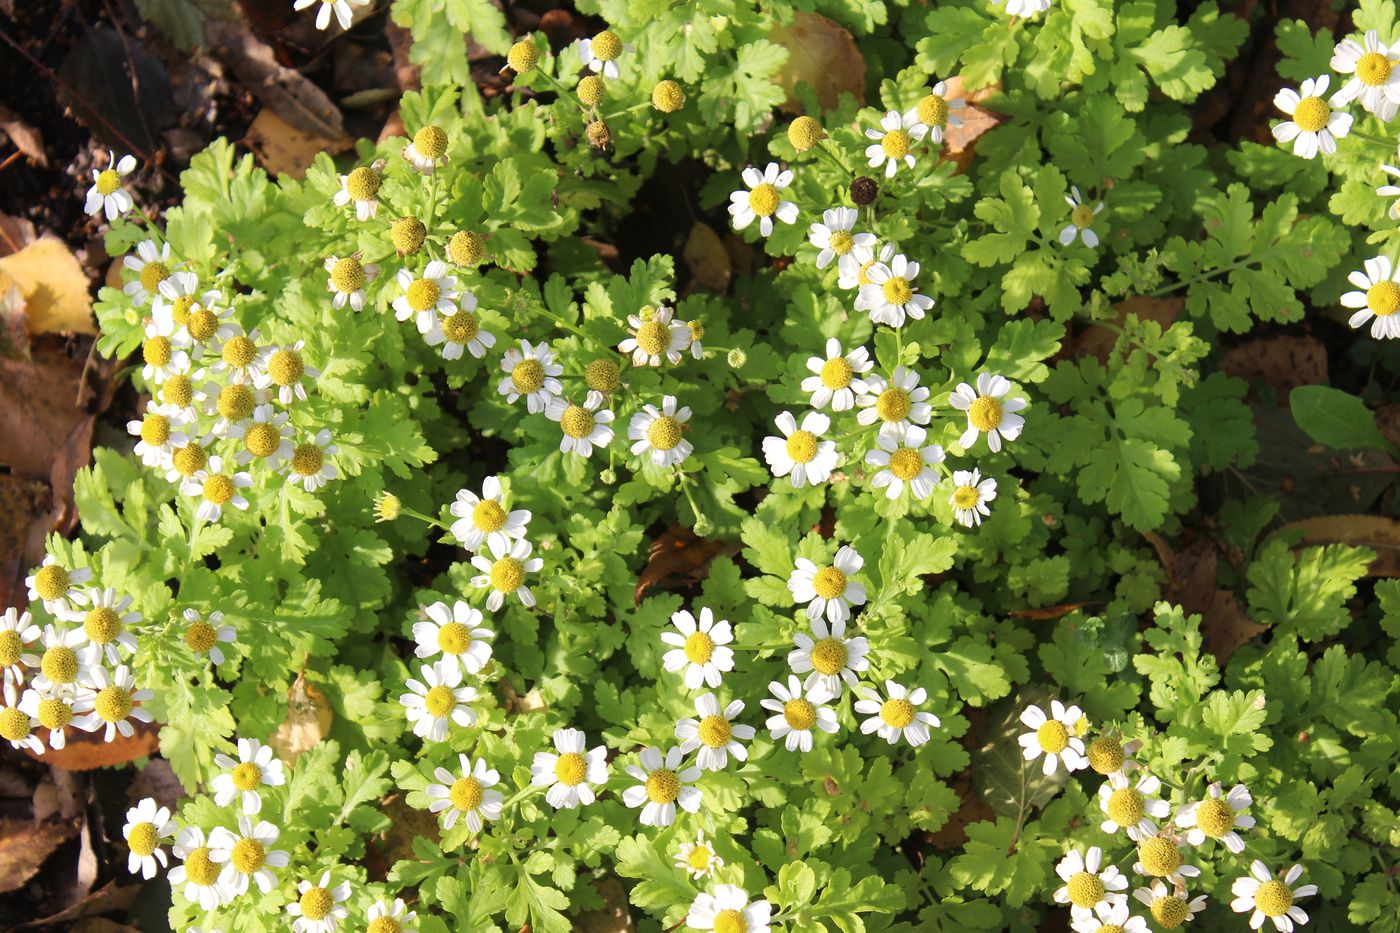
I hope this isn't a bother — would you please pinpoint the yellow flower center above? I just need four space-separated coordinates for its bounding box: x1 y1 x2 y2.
1291 96 1330 133
554 752 586 786
881 129 911 159
683 631 713 664
828 230 853 254
346 166 380 201
591 30 622 61
140 414 171 446
968 396 1003 432
162 374 193 409
1036 720 1069 754
489 557 524 592
185 846 219 885
811 566 846 601
888 447 923 481
511 359 545 394
95 685 134 722
1195 797 1235 838
450 776 484 811
185 620 217 653
688 319 706 343
438 622 472 654
37 697 72 730
244 423 280 459
96 169 121 196
33 564 70 601
41 646 78 684
560 405 595 439
291 443 324 477
1106 787 1145 826
186 308 218 342
783 698 817 730
127 822 158 856
441 310 479 345
785 429 818 463
917 94 949 128
330 257 365 293
424 685 457 717
1150 895 1189 928
810 637 847 675
652 79 685 113
83 607 122 645
218 384 254 422
644 768 680 803
391 217 426 254
578 75 606 107
232 761 262 791
171 444 208 477
880 698 916 728
0 707 31 741
447 231 486 269
586 358 621 392
1072 203 1097 230
1367 279 1400 316
139 261 170 293
647 415 683 451
472 500 507 532
406 279 440 313
686 846 712 871
1066 871 1105 908
857 259 877 286
169 295 195 325
1255 880 1294 917
1359 51 1393 86
300 886 333 921
203 474 235 505
230 837 265 874
1086 735 1124 774
143 336 172 368
713 911 747 933
222 335 257 371
267 349 304 387
875 387 911 422
748 183 780 217
787 115 823 151
368 918 402 933
697 714 732 748
820 357 852 389
635 320 671 356
413 125 448 160
1137 837 1182 876
0 631 20 667
952 485 980 510
881 277 913 305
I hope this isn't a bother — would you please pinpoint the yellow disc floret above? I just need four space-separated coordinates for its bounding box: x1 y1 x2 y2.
41 646 78 684
697 715 732 748
783 698 817 730
405 279 440 313
37 697 72 730
1037 720 1069 754
450 777 484 811
1106 787 1146 827
169 295 195 324
184 620 217 653
881 129 911 159
472 500 506 532
489 557 524 592
1368 280 1400 316
785 430 818 463
438 622 472 654
171 444 208 477
507 39 540 73
968 396 1003 432
222 335 257 371
95 169 121 196
1194 797 1236 838
1137 837 1182 876
186 308 219 342
345 166 381 201
652 80 685 113
876 387 911 422
143 336 172 368
810 638 847 676
510 359 545 394
578 75 606 107
218 384 254 422
0 631 20 667
391 217 426 255
203 474 235 505
683 631 714 664
1358 51 1393 85
126 822 158 856
686 846 712 871
586 358 621 393
645 768 680 803
788 115 824 152
952 485 980 510
882 277 913 306
560 405 595 439
330 257 365 293
139 261 170 293
917 94 949 128
888 447 923 481
1254 880 1294 917
441 310 479 345
820 357 852 389
748 183 780 217
635 320 672 357
1291 96 1330 133
424 685 456 717
1086 735 1124 775
1065 871 1105 909
185 846 219 885
299 886 333 921
1072 204 1096 230
243 423 281 459
647 416 682 451
83 607 122 646
0 707 31 741
33 564 70 602
828 230 853 255
554 752 586 786
880 698 915 728
586 120 612 150
368 919 401 933
291 443 324 477
713 910 747 933
140 414 171 446
590 30 622 61
448 230 486 266
811 566 846 600
162 374 193 409
413 125 448 160
232 761 262 791
230 837 265 874
1150 895 1189 928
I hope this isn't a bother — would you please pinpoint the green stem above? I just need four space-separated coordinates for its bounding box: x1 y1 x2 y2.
818 138 853 174
401 505 451 532
532 66 575 101
1349 128 1395 148
600 101 652 121
535 306 592 341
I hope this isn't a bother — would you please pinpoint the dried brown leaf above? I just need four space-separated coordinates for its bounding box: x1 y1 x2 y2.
245 108 352 179
269 671 333 765
634 526 734 605
682 222 731 294
0 817 79 894
0 237 95 336
1280 514 1400 576
22 720 160 770
769 12 866 113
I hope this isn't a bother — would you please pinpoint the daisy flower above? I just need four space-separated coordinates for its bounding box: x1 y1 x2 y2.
287 870 351 933
159 278 233 351
65 587 140 665
127 403 189 468
333 165 382 221
950 372 1027 452
139 306 191 385
865 425 945 500
366 899 417 933
21 682 86 750
402 125 449 175
1053 846 1128 920
788 546 868 626
1059 186 1105 248
675 316 706 360
858 252 935 326
1272 75 1352 159
546 394 615 458
1098 771 1171 840
206 381 265 437
211 327 272 384
994 0 1053 17
728 162 798 237
25 556 93 615
0 608 40 686
85 151 137 220
620 305 689 366
1071 902 1148 933
293 0 368 30
498 340 563 413
181 455 253 523
1134 834 1199 884
661 608 735 690
1231 861 1316 932
839 240 895 291
675 830 724 880
856 368 932 440
1017 700 1087 776
1134 881 1207 929
285 430 340 492
686 885 772 933
257 341 320 405
470 537 542 610
905 82 965 142
1085 733 1143 776
123 239 175 306
0 682 42 753
32 624 91 692
1377 164 1400 219
855 680 940 746
864 110 927 178
230 404 293 468
425 755 503 832
762 410 839 488
1332 29 1400 120
760 675 838 752
169 827 230 909
622 746 701 827
808 207 875 275
400 659 478 741
1177 782 1255 853
801 339 873 411
949 468 998 527
73 664 153 741
788 616 870 697
575 30 628 79
122 797 176 879
629 395 695 467
208 815 289 896
394 261 458 334
412 600 494 674
449 476 531 553
425 292 496 360
212 738 287 815
324 254 378 312
1342 254 1400 339
530 727 609 809
675 693 754 771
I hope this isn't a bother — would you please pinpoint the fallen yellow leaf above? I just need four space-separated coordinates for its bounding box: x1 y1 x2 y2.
0 237 94 335
269 671 334 765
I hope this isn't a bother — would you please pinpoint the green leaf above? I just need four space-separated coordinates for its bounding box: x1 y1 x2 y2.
1289 385 1393 452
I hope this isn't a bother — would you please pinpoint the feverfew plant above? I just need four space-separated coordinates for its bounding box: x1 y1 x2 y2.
13 0 1399 931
